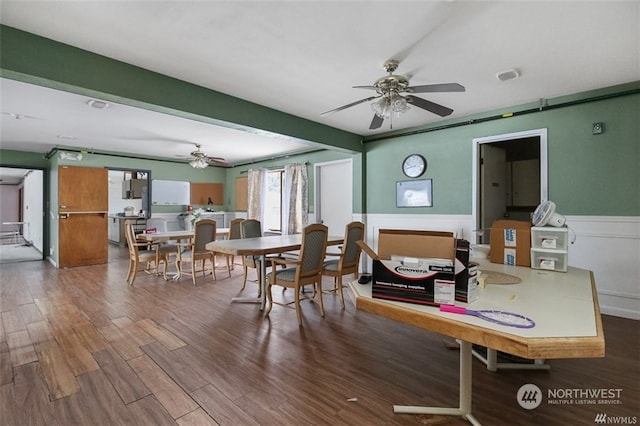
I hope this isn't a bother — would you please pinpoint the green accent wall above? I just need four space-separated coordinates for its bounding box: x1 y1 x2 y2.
364 83 639 216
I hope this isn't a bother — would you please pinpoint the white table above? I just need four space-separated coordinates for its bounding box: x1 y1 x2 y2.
136 228 229 243
206 234 343 309
137 228 230 279
349 260 604 425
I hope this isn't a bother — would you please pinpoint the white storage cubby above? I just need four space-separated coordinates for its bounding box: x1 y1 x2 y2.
531 226 569 250
531 248 568 272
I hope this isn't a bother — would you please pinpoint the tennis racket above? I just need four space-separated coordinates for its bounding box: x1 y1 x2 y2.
440 305 535 328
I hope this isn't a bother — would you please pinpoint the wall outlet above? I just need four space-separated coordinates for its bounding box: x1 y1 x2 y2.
592 122 604 135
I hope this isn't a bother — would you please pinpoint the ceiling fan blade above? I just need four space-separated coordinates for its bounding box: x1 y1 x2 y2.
406 95 454 117
321 96 379 116
406 83 465 93
369 114 384 130
208 157 230 167
353 85 377 90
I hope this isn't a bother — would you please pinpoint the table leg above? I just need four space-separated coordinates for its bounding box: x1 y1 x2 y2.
393 340 481 425
231 254 265 308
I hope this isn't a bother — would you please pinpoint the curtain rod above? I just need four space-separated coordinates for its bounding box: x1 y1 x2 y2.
239 161 310 174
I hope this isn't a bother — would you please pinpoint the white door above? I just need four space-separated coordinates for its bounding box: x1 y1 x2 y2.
315 160 352 236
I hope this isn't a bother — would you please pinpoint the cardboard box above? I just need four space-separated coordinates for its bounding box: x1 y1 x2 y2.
489 220 532 267
358 229 473 306
455 240 478 303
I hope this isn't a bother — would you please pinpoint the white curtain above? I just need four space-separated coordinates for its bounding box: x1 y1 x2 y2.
247 168 267 224
282 163 308 235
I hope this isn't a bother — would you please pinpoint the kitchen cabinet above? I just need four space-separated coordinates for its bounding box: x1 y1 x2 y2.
108 216 120 243
191 182 223 206
108 216 145 246
122 179 147 199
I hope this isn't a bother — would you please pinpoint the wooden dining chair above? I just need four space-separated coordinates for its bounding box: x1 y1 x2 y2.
240 219 263 291
124 220 167 285
145 216 179 279
265 223 329 326
175 219 224 285
228 217 244 269
321 221 365 309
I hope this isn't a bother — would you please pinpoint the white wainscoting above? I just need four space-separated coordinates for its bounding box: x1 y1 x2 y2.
564 216 640 320
355 214 639 320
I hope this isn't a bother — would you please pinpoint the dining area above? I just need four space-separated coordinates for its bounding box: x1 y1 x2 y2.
124 216 365 326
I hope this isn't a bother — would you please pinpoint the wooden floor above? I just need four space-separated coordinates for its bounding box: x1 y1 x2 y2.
0 246 638 425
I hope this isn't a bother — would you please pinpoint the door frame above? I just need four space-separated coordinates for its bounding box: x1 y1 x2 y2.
472 128 548 243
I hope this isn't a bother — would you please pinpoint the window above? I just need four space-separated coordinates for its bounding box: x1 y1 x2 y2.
263 169 283 232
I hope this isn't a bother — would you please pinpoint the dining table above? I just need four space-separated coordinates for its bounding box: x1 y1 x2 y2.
136 227 229 243
348 259 604 425
136 228 230 280
205 233 344 309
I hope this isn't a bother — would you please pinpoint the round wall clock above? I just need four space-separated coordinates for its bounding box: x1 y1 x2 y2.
402 154 427 178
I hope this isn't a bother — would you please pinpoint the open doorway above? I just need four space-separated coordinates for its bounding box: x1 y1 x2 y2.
0 167 45 263
472 129 548 244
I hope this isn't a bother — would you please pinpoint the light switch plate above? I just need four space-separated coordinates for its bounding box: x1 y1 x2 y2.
592 122 604 135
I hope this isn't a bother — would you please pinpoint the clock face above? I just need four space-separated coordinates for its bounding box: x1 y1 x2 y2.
402 154 427 178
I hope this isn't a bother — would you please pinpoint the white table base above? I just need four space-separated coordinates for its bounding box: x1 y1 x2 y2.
472 347 550 372
393 340 481 426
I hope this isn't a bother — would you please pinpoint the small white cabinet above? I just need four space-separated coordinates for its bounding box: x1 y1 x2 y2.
108 216 121 243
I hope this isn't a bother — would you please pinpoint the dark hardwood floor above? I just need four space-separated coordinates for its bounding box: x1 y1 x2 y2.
0 245 638 425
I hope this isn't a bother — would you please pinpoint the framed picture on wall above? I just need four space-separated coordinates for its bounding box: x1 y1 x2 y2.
396 179 433 207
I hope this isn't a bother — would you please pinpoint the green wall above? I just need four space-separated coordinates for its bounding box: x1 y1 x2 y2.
364 83 639 216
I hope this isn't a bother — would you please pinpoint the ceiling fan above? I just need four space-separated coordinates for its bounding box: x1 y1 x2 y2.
321 59 465 130
178 144 229 168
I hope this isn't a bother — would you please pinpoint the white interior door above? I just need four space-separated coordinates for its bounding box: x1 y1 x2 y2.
315 160 352 236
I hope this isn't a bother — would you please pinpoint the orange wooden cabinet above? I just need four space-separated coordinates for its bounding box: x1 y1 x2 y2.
190 182 223 206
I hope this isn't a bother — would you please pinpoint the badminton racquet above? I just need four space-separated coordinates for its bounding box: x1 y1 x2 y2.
440 305 535 328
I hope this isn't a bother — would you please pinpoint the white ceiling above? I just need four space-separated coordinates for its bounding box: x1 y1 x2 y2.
0 1 638 177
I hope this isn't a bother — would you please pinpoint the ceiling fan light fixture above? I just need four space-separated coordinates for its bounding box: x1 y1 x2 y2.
372 92 410 119
189 157 208 169
371 97 390 119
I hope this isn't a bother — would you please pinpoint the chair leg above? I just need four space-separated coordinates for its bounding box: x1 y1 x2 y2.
337 275 345 309
294 285 303 326
316 277 325 317
211 255 217 281
225 255 231 277
127 260 134 285
242 264 248 290
191 259 197 286
265 282 274 316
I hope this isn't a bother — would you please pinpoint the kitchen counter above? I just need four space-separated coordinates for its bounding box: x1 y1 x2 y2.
108 215 146 245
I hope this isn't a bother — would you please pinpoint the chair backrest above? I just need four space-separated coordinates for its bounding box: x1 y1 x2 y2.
241 219 262 238
124 220 139 258
146 217 168 232
193 219 217 253
340 221 365 269
229 218 244 240
298 223 329 278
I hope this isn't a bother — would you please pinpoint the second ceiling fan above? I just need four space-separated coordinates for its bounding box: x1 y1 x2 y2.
322 59 465 130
